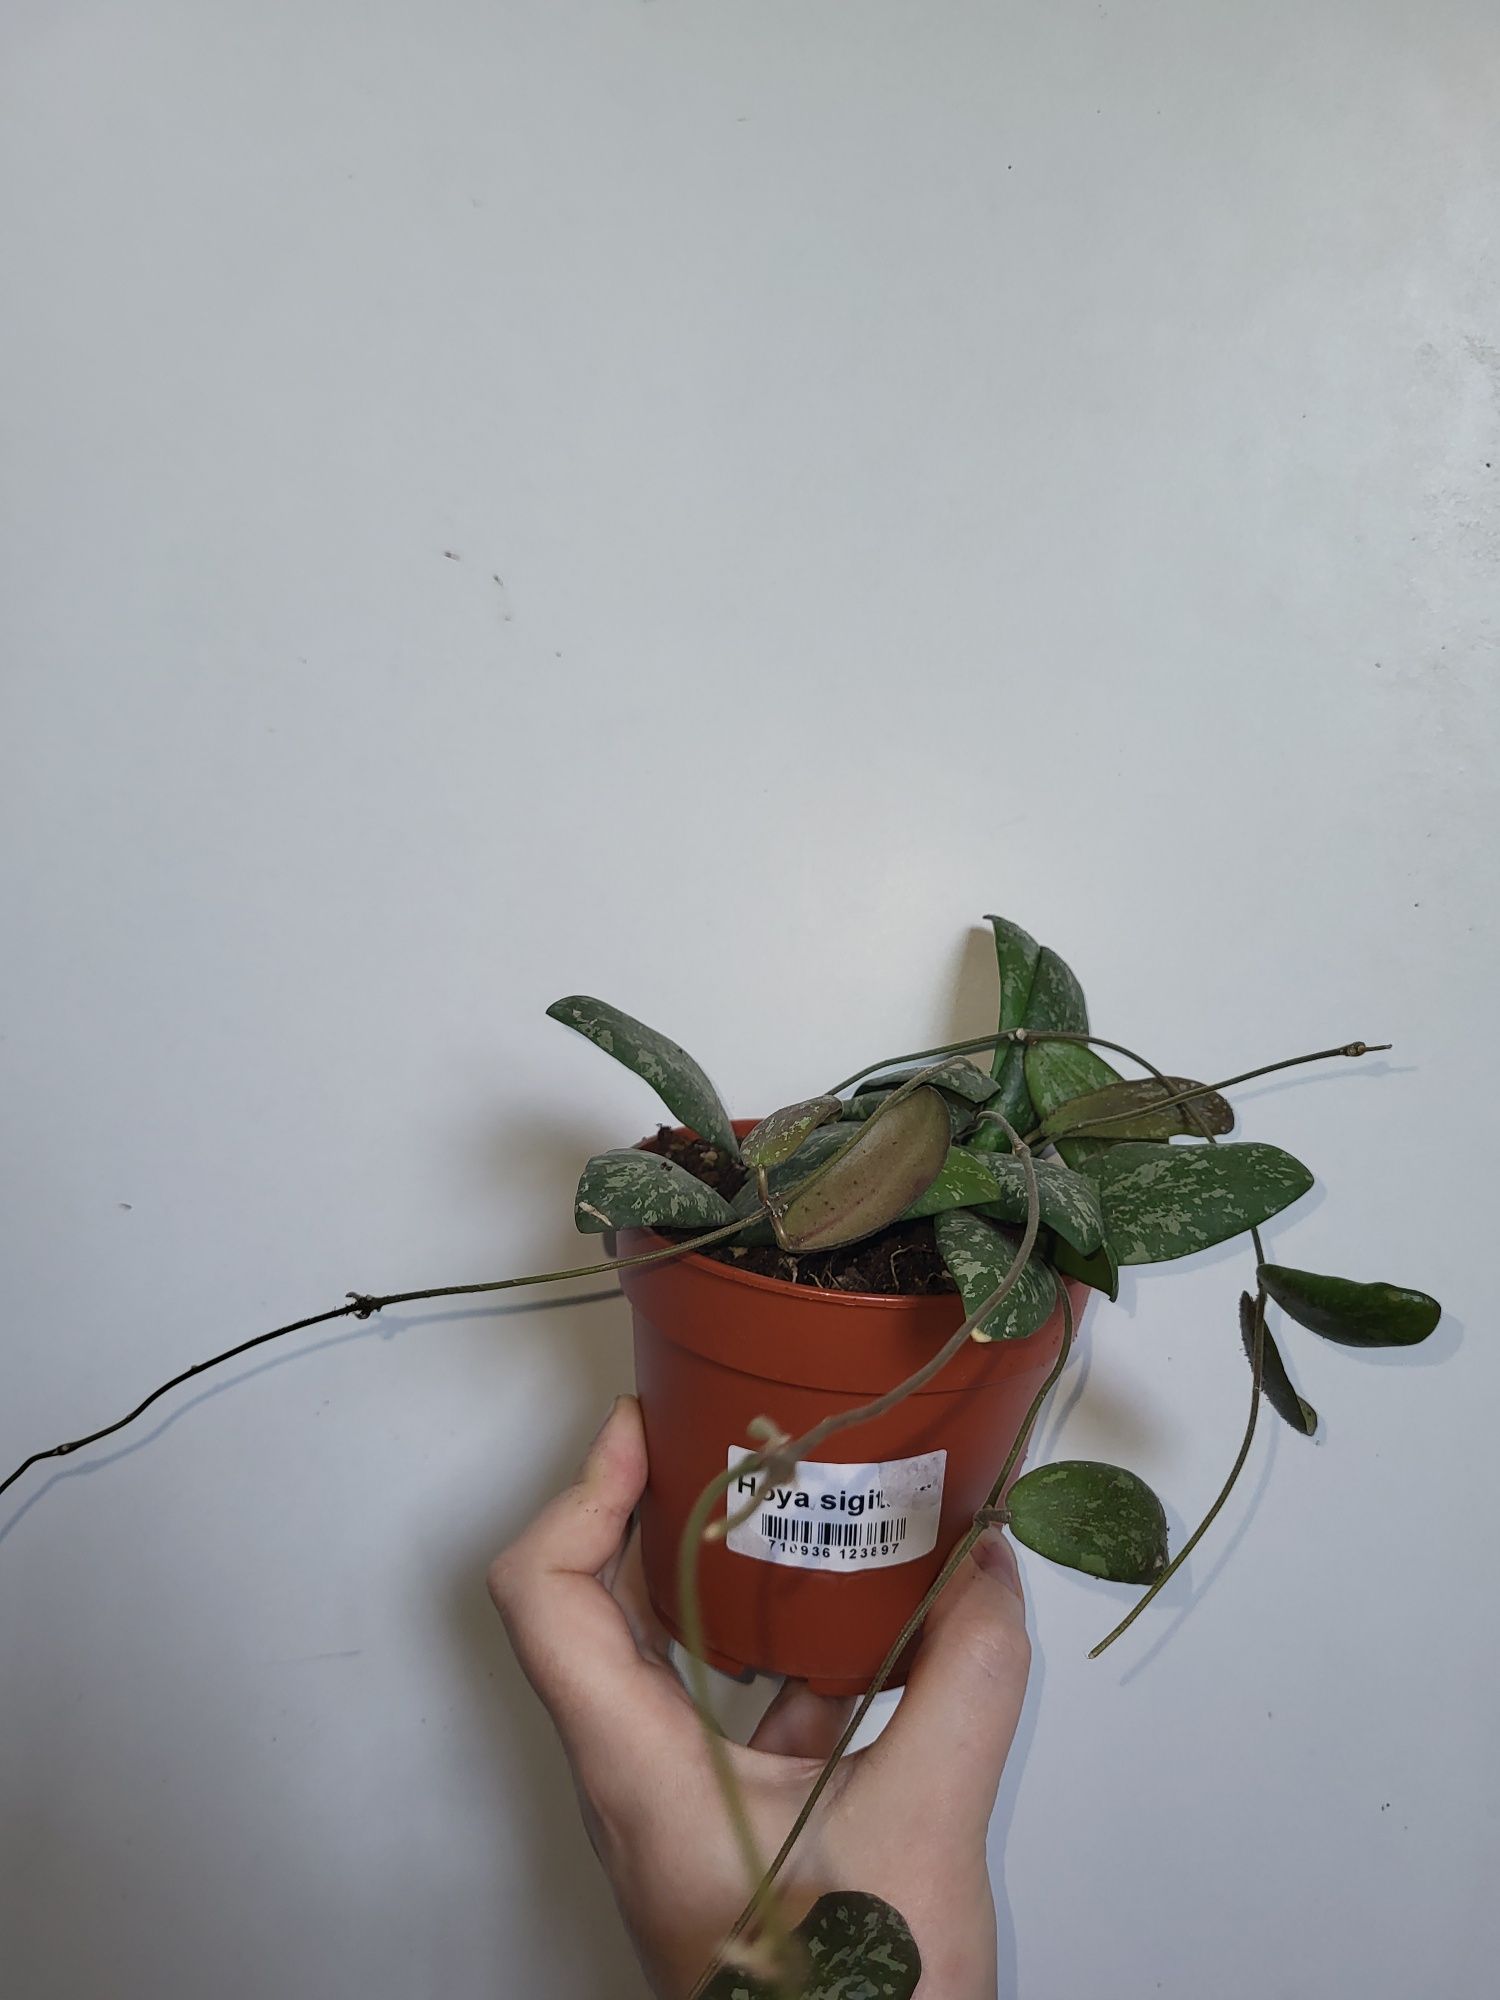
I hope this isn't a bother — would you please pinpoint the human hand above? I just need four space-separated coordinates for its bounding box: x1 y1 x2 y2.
487 1396 1032 1999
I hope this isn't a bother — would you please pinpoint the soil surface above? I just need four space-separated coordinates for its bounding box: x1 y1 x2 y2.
639 1126 957 1296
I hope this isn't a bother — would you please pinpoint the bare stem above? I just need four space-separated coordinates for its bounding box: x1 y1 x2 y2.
0 1213 770 1502
1088 1290 1266 1658
1020 1040 1389 1144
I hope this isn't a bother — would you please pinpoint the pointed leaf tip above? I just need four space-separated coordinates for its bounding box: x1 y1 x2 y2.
546 994 738 1157
1241 1292 1318 1436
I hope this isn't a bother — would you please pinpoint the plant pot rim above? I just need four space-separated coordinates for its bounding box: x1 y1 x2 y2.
626 1220 960 1314
630 1117 967 1315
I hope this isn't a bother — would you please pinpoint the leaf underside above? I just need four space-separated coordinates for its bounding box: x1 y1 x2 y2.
1241 1291 1318 1436
779 1087 951 1252
1045 1075 1235 1142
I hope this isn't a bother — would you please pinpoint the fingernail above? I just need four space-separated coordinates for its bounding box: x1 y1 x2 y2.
972 1525 1021 1593
592 1395 624 1443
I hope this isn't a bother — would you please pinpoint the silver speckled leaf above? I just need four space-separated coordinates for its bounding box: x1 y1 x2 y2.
935 1209 1058 1342
1083 1141 1314 1265
1022 1038 1121 1170
967 1156 1105 1256
855 1058 1001 1105
572 1149 734 1234
973 914 1041 1151
1006 1460 1169 1583
546 995 739 1157
699 1890 921 2000
977 938 1089 1154
740 1096 843 1168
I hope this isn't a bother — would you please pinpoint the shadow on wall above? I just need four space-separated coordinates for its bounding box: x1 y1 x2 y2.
439 1311 656 2000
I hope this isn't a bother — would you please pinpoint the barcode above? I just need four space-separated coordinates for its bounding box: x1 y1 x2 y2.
762 1515 908 1553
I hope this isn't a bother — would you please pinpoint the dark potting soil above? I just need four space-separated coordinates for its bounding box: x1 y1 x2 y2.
638 1126 958 1297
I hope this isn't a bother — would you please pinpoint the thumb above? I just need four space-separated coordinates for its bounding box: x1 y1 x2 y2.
858 1528 1032 1837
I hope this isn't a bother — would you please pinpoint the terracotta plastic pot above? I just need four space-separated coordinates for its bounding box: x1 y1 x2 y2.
621 1124 1088 1696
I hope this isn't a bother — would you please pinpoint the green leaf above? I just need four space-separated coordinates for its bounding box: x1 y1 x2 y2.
1258 1264 1441 1348
740 1096 843 1169
700 1890 921 2000
780 1088 951 1252
970 1158 1105 1256
572 1150 734 1234
1022 1039 1121 1170
855 1058 1000 1105
1049 1234 1120 1302
973 915 1041 1151
934 1209 1059 1341
1241 1291 1317 1436
1006 1460 1170 1583
899 1150 1104 1255
1083 1141 1315 1265
1045 1075 1235 1142
546 995 738 1157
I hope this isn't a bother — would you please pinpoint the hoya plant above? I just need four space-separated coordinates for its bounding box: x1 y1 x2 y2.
3 915 1442 2000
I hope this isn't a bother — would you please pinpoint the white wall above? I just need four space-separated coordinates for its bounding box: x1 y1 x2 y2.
2 4 1495 1996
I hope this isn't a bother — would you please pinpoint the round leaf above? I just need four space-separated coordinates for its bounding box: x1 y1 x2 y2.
934 1208 1058 1341
1006 1460 1169 1583
1259 1263 1441 1348
779 1087 951 1252
700 1891 921 2000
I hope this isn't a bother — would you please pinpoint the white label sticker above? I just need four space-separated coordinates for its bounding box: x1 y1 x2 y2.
725 1447 946 1572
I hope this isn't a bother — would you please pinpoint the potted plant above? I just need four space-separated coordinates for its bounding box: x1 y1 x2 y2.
3 914 1443 2000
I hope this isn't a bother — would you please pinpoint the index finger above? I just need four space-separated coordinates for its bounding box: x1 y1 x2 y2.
487 1397 688 1770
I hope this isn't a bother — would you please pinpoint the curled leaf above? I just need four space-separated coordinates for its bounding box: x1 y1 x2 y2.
1258 1264 1441 1348
1045 1075 1235 1142
934 1208 1058 1342
1240 1291 1318 1436
1006 1460 1169 1583
779 1087 951 1252
546 995 738 1156
740 1095 843 1168
572 1150 734 1234
1083 1141 1314 1264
